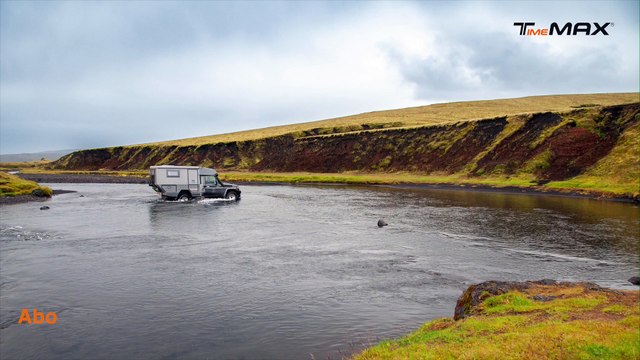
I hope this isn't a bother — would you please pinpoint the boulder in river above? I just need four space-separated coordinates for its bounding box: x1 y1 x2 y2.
628 276 640 286
39 206 50 210
377 219 388 228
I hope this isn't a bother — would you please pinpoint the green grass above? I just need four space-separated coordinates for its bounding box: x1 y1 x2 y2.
481 291 605 315
219 171 633 198
5 167 633 198
354 285 640 360
3 166 635 198
548 122 640 197
217 171 539 187
0 172 52 197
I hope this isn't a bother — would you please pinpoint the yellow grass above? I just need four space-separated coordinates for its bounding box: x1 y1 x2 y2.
0 172 52 197
136 93 639 147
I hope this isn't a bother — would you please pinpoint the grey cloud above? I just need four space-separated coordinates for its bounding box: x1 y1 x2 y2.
390 31 637 100
1 1 637 154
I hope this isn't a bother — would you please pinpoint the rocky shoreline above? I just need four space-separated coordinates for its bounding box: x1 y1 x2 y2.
0 189 76 205
0 194 50 205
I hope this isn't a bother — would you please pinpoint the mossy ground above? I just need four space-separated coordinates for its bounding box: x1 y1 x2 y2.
0 172 52 197
547 122 639 196
354 285 640 360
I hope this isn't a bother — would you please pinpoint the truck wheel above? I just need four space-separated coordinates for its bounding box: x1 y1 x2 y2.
225 191 238 201
177 191 192 201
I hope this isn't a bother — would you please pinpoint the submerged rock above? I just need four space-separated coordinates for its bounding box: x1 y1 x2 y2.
377 219 388 228
628 276 640 286
39 206 50 210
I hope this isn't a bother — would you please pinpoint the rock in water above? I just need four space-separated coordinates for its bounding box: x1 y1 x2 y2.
39 206 50 210
377 219 388 228
628 277 640 286
32 189 46 197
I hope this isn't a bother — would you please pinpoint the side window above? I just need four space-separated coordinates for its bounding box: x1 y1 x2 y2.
204 176 218 185
167 170 180 177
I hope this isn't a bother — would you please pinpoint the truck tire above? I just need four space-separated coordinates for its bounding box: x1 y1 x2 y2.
177 191 192 201
225 191 238 201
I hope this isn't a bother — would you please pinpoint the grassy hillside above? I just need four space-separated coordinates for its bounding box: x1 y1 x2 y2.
50 93 639 198
138 93 638 147
354 281 639 359
0 172 52 197
547 122 640 195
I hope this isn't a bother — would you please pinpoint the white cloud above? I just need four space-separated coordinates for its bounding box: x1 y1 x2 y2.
1 1 637 153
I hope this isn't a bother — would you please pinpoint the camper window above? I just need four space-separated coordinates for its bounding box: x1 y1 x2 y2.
167 170 180 177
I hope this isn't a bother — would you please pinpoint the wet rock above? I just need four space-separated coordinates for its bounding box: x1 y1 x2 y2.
39 206 50 210
628 276 640 286
537 279 558 286
454 281 530 320
31 189 47 197
79 195 85 197
377 219 388 228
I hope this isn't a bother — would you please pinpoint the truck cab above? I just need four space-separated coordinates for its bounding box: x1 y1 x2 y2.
149 165 241 201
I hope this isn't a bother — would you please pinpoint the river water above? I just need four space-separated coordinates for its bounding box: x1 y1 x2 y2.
1 184 638 359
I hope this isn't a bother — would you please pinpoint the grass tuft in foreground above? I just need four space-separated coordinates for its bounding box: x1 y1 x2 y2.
353 283 639 359
0 172 52 197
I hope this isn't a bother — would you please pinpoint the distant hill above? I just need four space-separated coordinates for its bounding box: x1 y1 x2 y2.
53 93 639 197
0 149 77 163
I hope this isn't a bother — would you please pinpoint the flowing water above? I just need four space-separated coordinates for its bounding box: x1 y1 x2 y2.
1 184 638 359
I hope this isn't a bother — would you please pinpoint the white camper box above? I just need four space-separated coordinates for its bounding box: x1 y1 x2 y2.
149 165 241 201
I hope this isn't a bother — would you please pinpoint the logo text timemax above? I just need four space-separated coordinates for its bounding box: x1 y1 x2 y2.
514 22 611 36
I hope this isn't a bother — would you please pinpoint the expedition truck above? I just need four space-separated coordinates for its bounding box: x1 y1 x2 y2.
149 165 241 201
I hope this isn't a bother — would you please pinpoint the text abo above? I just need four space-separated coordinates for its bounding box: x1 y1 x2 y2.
19 308 58 324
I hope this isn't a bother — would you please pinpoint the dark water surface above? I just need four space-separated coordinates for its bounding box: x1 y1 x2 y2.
1 184 638 359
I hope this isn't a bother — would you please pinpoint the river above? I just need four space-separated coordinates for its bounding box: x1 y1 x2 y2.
1 184 638 359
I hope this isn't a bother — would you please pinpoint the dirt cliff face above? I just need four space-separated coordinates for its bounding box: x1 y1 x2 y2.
52 104 639 182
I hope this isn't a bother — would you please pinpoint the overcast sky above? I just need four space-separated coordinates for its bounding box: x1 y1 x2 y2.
1 0 638 154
